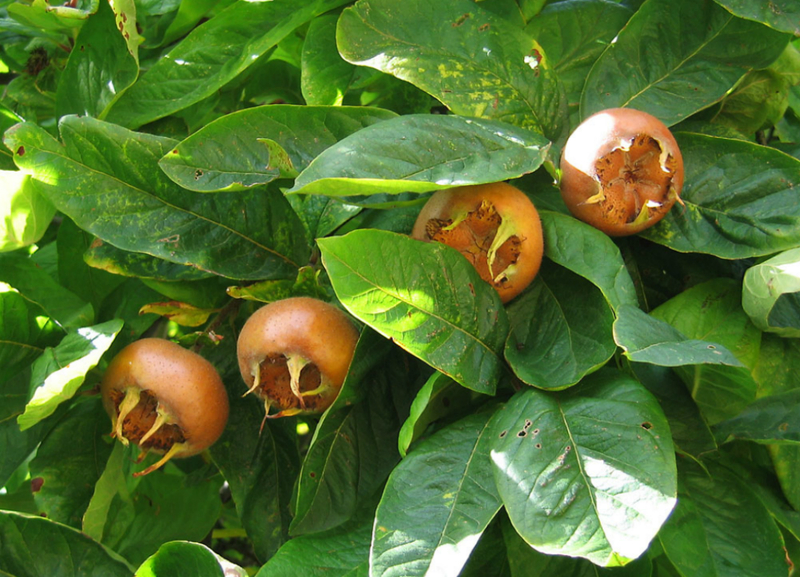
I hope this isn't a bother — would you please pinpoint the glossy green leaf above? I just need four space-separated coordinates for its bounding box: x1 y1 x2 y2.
629 362 717 459
582 0 790 125
614 304 744 367
29 399 113 528
6 0 94 33
83 239 213 282
505 263 616 390
539 211 638 312
659 459 787 577
714 389 800 444
135 541 246 577
319 229 509 395
5 117 310 280
502 516 654 577
17 319 123 430
337 0 568 142
0 252 93 329
742 247 800 337
0 510 133 577
290 332 411 535
651 279 760 424
289 114 551 197
159 105 396 192
713 0 800 35
106 0 349 128
525 0 633 123
372 411 502 577
489 370 677 566
55 0 138 119
644 133 800 258
301 14 356 106
0 170 55 252
255 500 374 577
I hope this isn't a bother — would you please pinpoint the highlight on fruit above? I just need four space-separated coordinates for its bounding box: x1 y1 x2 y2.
559 107 684 236
411 182 544 303
236 297 359 423
100 338 229 477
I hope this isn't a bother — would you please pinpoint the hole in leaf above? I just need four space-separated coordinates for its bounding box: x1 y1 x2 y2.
641 422 653 430
517 430 527 438
499 430 507 438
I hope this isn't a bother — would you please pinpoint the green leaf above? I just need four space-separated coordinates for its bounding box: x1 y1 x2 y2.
337 0 568 142
651 278 760 424
55 0 138 119
83 239 213 282
659 459 787 577
105 0 349 128
525 0 633 124
226 266 330 303
0 252 93 330
711 70 790 135
769 444 800 512
159 105 396 192
135 541 245 577
713 0 800 35
489 369 677 566
581 0 790 125
29 398 113 528
505 263 616 390
372 411 502 577
5 117 311 280
17 319 123 430
210 381 300 561
289 114 551 197
614 304 744 367
319 229 509 395
713 389 800 444
742 247 800 337
255 499 374 577
0 106 24 170
539 211 638 312
644 133 800 258
6 0 94 33
0 510 133 577
290 332 411 535
0 170 56 252
0 286 42 384
753 333 800 397
301 14 356 106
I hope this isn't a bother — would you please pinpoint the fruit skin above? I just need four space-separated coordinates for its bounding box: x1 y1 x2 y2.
411 182 544 303
560 107 684 236
236 297 359 418
100 338 229 475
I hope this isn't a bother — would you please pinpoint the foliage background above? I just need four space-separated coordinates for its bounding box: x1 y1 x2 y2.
1 0 800 575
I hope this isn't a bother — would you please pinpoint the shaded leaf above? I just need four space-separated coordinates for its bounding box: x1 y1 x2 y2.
713 0 800 35
337 0 568 142
742 247 800 337
505 262 616 390
0 170 55 253
83 239 213 282
301 14 356 106
227 266 330 303
714 388 800 444
582 0 790 125
5 117 310 280
17 319 123 430
539 211 638 312
289 114 551 197
159 105 396 192
0 288 42 384
372 411 502 577
489 369 677 566
711 69 790 135
769 444 800 512
659 458 787 577
106 0 350 128
0 510 133 577
614 304 744 367
138 301 217 327
643 133 800 259
318 229 509 395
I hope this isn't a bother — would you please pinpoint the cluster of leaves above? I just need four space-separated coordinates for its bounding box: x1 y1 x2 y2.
1 0 800 575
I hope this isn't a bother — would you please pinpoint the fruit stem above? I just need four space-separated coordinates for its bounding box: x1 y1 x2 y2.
114 387 142 446
133 442 189 477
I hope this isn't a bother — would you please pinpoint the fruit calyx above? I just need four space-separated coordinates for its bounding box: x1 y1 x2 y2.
425 199 523 288
109 386 190 477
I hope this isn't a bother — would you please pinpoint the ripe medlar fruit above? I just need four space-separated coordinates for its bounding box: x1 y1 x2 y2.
100 338 229 476
237 297 359 420
560 107 684 236
411 182 544 303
